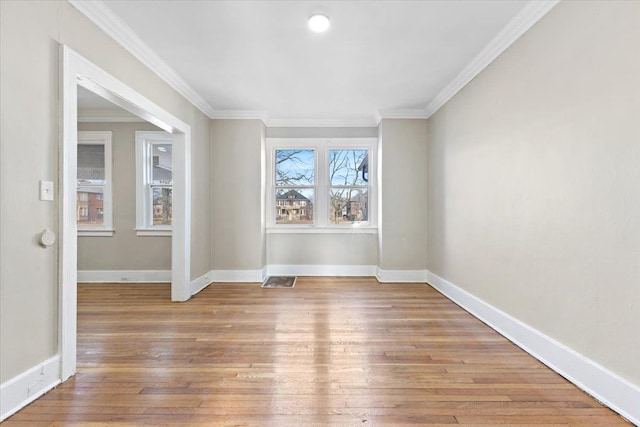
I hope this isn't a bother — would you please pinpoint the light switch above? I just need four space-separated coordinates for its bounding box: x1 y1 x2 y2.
40 180 54 201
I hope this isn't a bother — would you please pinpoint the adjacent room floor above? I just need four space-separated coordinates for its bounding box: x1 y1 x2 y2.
5 277 630 425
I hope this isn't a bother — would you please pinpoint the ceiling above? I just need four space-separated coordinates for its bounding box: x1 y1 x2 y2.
73 1 556 125
77 85 120 110
77 85 144 122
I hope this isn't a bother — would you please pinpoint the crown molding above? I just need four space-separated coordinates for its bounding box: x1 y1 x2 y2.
424 0 559 118
68 0 217 118
266 116 380 128
209 110 269 121
378 108 429 120
69 0 559 126
78 108 145 122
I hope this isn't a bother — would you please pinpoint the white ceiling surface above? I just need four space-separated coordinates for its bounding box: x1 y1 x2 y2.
77 85 121 110
77 85 145 122
96 0 534 124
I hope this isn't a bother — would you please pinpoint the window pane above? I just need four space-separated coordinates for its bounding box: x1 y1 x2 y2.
275 188 314 224
275 150 314 186
329 188 368 224
152 144 172 184
77 144 105 183
77 186 104 225
329 149 368 186
152 187 172 225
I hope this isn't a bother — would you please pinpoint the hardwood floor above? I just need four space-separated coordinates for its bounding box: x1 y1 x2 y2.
5 277 630 426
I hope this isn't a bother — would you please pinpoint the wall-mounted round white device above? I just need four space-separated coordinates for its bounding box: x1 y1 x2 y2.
39 228 56 247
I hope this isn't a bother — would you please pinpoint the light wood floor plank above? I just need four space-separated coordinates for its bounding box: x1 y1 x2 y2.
4 278 630 425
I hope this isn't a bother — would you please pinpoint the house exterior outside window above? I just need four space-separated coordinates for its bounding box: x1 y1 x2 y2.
77 131 113 236
135 131 173 236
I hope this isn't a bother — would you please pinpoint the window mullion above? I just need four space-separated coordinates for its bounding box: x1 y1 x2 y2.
316 146 326 228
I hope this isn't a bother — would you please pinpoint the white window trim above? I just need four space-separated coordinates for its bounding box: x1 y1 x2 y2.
135 131 173 236
77 131 113 237
266 138 377 233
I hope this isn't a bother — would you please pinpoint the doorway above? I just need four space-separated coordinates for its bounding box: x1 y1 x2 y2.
60 46 191 381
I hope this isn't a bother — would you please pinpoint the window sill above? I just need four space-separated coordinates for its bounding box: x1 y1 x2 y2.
266 227 377 235
135 229 172 237
78 229 115 237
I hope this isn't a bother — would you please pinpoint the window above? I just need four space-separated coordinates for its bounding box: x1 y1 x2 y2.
329 149 369 224
267 138 376 231
274 149 315 225
77 131 113 236
136 131 173 236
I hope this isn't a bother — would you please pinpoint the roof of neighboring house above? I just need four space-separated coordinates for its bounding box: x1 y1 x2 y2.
77 185 104 194
276 189 310 201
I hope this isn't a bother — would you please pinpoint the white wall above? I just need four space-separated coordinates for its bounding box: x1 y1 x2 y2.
427 0 640 386
0 0 210 383
378 119 429 275
77 122 171 271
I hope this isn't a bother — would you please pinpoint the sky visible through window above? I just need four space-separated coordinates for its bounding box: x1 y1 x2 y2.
275 149 315 186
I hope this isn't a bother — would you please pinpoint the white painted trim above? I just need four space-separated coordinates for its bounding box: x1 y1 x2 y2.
190 270 212 295
376 268 428 283
78 229 115 237
59 45 79 383
267 264 376 277
266 138 378 229
0 355 61 422
77 270 171 283
210 269 266 283
426 270 640 426
135 131 174 231
266 227 378 234
67 0 557 127
135 229 171 237
68 0 216 118
77 131 113 233
377 108 428 120
61 46 192 394
424 0 559 118
78 109 145 122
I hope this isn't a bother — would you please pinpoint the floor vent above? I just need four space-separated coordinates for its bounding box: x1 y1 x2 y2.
261 276 297 288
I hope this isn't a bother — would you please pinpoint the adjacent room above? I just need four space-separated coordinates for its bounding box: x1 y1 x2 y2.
1 0 638 425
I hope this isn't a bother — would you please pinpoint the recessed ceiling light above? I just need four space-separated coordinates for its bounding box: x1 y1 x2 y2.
308 14 330 33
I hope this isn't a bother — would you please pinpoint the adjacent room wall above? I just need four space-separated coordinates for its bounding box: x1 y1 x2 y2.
210 119 266 275
378 119 428 278
427 0 640 386
77 122 171 272
0 0 211 383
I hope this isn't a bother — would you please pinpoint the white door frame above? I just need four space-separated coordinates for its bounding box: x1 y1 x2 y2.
60 46 192 381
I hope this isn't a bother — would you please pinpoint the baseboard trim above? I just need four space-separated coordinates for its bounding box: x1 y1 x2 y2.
426 270 640 426
210 269 266 283
376 267 428 283
267 264 376 277
77 270 171 283
1 355 61 421
190 270 212 295
208 266 429 281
